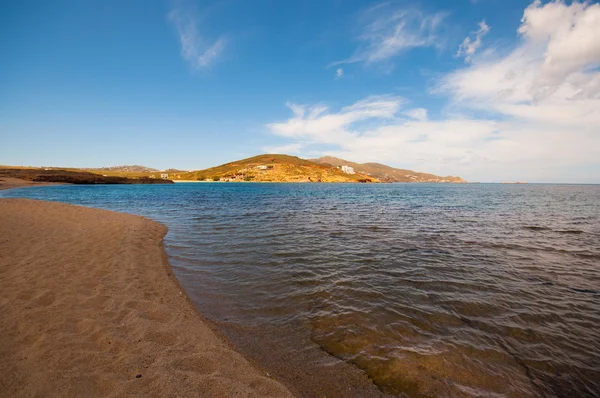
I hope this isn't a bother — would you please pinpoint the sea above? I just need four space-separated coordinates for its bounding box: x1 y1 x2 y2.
2 183 599 397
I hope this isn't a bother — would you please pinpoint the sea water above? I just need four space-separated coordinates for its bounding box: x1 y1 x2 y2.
3 183 599 397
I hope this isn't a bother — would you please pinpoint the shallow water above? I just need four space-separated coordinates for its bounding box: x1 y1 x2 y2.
3 183 600 397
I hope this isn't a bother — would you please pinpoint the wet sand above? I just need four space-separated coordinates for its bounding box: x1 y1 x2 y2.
0 199 293 397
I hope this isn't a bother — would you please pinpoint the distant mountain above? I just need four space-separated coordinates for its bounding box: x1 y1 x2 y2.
179 154 376 182
92 165 159 173
312 156 466 183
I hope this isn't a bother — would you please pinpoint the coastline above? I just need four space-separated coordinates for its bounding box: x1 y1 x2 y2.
0 177 66 191
0 198 293 397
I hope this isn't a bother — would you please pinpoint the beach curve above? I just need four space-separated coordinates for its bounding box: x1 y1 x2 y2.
0 198 294 397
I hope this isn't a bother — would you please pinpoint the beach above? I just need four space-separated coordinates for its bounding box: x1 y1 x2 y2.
0 198 293 397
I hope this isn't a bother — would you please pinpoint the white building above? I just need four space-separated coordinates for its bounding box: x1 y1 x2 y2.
341 165 355 174
256 165 268 170
160 173 169 179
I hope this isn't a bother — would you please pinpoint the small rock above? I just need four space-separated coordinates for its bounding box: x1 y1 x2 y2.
135 374 142 379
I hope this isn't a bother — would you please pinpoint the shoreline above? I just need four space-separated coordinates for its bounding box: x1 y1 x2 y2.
0 177 66 191
0 198 293 397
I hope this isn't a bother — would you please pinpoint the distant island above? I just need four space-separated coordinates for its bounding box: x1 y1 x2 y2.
1 154 466 185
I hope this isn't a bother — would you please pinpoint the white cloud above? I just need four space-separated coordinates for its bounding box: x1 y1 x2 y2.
403 108 428 121
445 1 600 102
268 96 403 144
335 68 344 79
456 20 490 62
331 4 446 66
519 0 600 99
168 6 228 69
267 1 600 182
442 1 600 103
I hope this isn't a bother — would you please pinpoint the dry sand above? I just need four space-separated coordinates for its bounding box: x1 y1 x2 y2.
0 198 293 397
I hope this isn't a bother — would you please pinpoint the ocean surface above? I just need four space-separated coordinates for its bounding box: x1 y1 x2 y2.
3 183 599 397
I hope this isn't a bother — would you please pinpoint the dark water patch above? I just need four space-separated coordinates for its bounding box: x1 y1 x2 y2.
556 229 585 234
569 287 599 295
523 225 552 231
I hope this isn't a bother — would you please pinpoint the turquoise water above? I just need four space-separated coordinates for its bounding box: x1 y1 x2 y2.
3 183 600 397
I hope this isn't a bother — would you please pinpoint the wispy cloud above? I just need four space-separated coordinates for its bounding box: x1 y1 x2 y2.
335 68 344 79
268 1 600 182
168 5 228 69
268 96 403 144
403 108 428 121
456 20 490 62
331 3 446 67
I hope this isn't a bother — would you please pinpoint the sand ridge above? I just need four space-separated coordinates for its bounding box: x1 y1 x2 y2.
0 198 293 397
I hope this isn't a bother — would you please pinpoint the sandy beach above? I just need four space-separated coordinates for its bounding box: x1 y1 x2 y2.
0 198 293 397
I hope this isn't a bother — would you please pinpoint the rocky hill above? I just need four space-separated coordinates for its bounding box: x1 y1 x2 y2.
312 156 466 183
91 165 159 173
179 154 376 182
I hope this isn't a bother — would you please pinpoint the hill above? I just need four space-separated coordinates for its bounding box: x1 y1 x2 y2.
2 155 465 184
90 165 159 173
312 156 466 183
0 168 173 185
160 168 188 174
179 154 376 182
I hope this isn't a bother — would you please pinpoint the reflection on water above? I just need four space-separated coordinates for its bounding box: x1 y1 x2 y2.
3 183 599 397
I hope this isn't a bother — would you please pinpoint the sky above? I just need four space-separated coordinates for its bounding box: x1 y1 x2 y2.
1 0 599 183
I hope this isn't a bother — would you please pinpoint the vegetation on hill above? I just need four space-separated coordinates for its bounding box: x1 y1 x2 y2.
179 154 376 183
312 156 466 183
74 167 188 179
0 168 173 185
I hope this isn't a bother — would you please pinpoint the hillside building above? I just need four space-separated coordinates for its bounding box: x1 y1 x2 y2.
341 165 355 174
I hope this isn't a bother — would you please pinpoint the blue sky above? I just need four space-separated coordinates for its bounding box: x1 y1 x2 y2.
1 0 599 182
